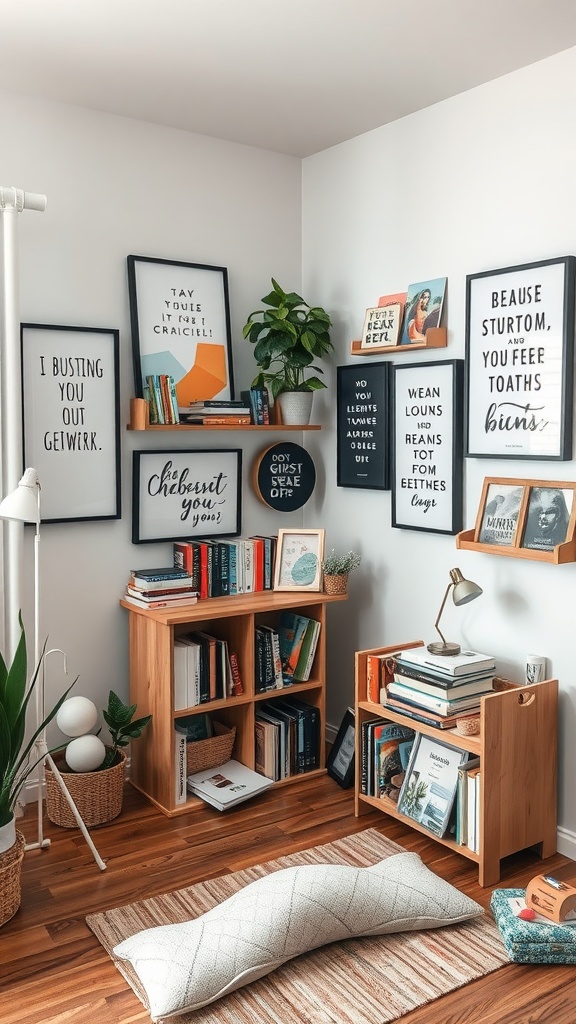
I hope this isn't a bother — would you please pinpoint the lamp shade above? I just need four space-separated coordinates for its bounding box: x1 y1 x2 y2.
0 468 40 523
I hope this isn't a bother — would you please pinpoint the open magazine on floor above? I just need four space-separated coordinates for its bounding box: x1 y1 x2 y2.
187 759 274 811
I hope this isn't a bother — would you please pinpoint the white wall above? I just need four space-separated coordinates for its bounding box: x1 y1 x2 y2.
302 47 576 856
0 89 303 752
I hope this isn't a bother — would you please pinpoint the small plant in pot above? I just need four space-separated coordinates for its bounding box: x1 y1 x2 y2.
46 691 151 829
321 549 362 595
242 278 333 424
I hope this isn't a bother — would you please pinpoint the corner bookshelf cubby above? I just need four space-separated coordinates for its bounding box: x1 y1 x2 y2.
120 590 346 816
355 641 558 886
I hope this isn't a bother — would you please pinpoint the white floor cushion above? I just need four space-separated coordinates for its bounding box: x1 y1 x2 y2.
113 851 483 1020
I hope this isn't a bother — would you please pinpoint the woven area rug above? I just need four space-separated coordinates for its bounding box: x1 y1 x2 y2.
87 828 509 1024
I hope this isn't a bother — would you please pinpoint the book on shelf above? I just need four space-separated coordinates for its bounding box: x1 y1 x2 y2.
174 727 187 805
383 697 480 731
250 535 276 589
391 660 494 690
183 414 252 425
255 626 277 692
261 701 296 777
126 585 198 602
396 647 495 677
397 734 471 837
131 566 192 586
277 611 310 682
392 670 494 700
455 756 481 847
255 707 287 779
228 651 244 695
183 399 252 413
360 717 382 795
386 681 483 716
123 593 199 610
273 697 319 774
366 653 391 703
372 721 415 800
187 759 274 810
241 387 270 425
254 716 281 780
250 536 265 591
292 618 321 682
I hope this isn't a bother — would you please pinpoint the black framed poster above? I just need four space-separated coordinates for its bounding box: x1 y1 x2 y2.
465 255 575 460
336 362 390 489
392 360 463 534
132 448 242 543
21 323 121 523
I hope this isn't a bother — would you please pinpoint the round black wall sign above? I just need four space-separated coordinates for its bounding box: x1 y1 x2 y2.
253 442 316 512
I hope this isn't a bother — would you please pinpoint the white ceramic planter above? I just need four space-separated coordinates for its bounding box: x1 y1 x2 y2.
0 816 16 854
276 391 314 426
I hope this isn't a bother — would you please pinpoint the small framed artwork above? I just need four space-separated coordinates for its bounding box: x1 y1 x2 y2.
326 707 355 788
359 302 403 351
132 448 242 543
520 484 574 551
273 528 325 591
21 323 121 523
336 362 391 490
475 479 525 546
391 360 464 534
399 278 447 345
127 255 235 405
465 256 575 460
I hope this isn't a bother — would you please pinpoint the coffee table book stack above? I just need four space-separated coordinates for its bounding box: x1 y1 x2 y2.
355 639 558 886
381 647 496 731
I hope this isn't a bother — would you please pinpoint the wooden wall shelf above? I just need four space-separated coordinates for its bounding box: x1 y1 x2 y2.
456 528 576 564
127 422 321 432
350 327 447 356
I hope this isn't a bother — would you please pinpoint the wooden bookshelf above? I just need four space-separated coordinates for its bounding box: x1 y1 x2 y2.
354 641 558 886
120 590 346 816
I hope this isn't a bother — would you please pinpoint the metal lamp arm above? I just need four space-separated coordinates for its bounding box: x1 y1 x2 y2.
433 582 453 647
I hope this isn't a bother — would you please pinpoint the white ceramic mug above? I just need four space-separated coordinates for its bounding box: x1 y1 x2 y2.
525 654 546 685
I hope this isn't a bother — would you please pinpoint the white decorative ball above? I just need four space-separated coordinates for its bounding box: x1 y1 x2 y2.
65 734 106 773
56 696 99 737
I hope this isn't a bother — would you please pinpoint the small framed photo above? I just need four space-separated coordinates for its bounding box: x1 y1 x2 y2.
273 528 325 591
475 479 525 546
132 448 242 543
326 708 355 788
359 302 403 351
520 485 574 551
399 278 447 346
127 255 235 404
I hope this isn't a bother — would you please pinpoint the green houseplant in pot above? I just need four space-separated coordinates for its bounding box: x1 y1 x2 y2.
242 278 333 424
322 549 362 595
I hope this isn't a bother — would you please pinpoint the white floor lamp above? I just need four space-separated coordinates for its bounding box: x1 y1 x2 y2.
0 468 106 870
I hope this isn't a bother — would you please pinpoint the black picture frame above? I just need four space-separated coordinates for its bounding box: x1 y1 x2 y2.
132 448 242 543
465 255 575 460
21 323 121 523
127 255 235 403
391 359 463 535
326 707 355 788
336 362 390 489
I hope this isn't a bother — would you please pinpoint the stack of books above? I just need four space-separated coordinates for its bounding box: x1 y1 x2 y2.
255 696 320 781
382 646 496 729
144 374 179 424
123 567 199 610
173 535 277 598
178 399 251 425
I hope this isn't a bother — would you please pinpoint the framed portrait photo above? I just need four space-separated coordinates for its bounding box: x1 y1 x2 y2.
273 528 325 592
326 708 355 788
127 255 234 405
520 484 575 552
21 323 121 523
132 448 242 543
465 256 575 460
391 359 464 535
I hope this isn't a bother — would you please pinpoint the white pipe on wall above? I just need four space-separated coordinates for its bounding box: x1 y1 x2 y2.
0 186 46 659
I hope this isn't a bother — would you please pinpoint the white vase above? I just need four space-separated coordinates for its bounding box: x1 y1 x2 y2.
276 391 314 425
0 816 16 854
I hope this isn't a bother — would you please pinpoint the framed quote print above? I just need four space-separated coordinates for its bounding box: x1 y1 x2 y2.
127 255 235 405
336 362 390 489
21 323 121 523
391 360 464 534
132 448 242 543
465 255 575 460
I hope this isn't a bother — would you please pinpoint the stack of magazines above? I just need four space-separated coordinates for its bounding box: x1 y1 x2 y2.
186 759 273 810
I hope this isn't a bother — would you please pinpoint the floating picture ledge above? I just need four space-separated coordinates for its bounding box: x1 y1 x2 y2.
350 327 447 356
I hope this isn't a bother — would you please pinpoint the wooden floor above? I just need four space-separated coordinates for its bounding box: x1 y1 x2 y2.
2 774 576 1024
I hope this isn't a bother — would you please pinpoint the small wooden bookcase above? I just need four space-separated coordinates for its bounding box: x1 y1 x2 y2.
120 590 346 816
354 641 558 886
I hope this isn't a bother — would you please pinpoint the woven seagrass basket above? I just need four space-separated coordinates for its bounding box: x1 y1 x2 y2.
0 830 25 927
323 573 348 596
45 748 126 828
186 721 236 775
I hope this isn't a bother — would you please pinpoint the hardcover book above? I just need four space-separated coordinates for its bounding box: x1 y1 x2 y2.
396 647 495 677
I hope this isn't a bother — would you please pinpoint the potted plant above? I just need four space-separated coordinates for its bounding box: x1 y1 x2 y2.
242 278 333 424
322 549 362 595
45 690 151 828
0 619 75 925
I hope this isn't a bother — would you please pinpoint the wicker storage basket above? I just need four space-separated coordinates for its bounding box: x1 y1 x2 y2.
0 830 25 927
45 749 126 828
323 573 348 595
186 721 236 775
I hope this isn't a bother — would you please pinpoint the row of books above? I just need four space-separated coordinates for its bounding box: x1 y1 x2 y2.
255 697 320 781
379 645 496 730
144 374 180 424
240 387 270 425
174 631 243 709
456 757 481 853
256 612 321 693
123 566 199 610
178 398 252 425
174 535 277 598
359 717 415 801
